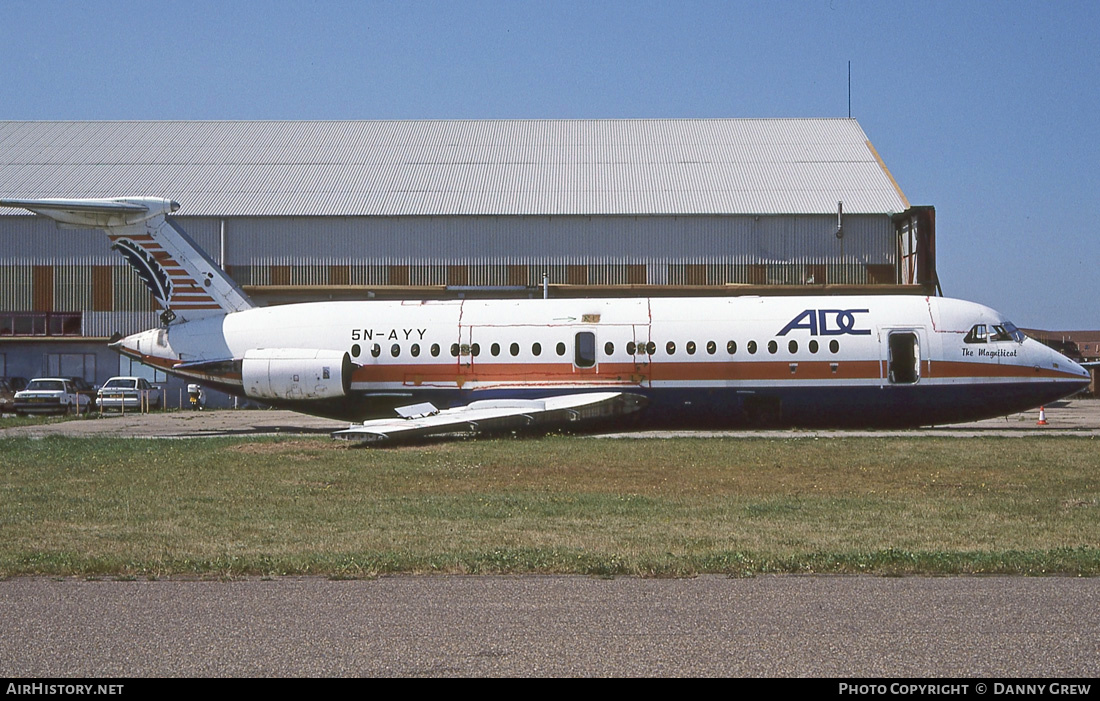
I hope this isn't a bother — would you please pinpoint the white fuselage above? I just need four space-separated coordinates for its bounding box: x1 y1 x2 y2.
118 294 1089 427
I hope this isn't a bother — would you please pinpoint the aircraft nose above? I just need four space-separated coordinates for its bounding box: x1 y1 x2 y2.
1045 344 1091 390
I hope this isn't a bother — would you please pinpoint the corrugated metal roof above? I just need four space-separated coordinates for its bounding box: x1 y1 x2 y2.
0 119 910 217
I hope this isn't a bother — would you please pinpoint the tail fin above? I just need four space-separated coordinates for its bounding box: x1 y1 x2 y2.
0 197 253 324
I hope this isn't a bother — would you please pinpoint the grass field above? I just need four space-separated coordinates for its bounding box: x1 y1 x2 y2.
1 434 1097 578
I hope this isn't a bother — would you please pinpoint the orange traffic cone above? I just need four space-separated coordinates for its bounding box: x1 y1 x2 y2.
1037 406 1048 426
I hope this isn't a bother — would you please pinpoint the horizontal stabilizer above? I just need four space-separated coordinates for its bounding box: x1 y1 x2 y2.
332 392 648 444
0 197 178 228
1 196 251 323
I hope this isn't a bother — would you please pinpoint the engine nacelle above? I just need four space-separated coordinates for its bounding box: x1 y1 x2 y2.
241 348 353 401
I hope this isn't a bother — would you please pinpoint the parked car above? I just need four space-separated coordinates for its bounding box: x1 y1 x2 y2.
69 377 98 401
0 378 16 413
95 377 162 411
13 377 91 415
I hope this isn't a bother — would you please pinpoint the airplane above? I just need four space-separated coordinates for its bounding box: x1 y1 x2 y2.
0 196 1090 443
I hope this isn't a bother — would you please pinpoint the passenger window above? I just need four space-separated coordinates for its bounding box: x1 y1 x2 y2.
510 342 519 356
788 340 797 353
727 340 737 354
829 340 840 353
575 332 596 368
645 341 655 355
627 341 637 354
431 343 440 357
768 340 778 354
809 340 819 354
532 342 542 356
686 341 696 355
747 341 757 354
666 341 676 355
471 343 481 357
410 344 420 357
604 342 614 356
491 343 500 356
706 340 716 355
450 343 459 357
391 344 400 357
371 343 381 358
556 342 566 356
351 344 361 358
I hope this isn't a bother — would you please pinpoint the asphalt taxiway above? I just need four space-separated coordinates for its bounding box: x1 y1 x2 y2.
2 575 1098 677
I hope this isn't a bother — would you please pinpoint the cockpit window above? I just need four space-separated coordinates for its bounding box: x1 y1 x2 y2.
1001 321 1025 342
964 324 988 343
966 322 1025 344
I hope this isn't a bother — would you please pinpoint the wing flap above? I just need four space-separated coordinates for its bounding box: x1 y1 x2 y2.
332 391 647 444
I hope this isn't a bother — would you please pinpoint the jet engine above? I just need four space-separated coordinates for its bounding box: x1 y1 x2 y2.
241 348 353 401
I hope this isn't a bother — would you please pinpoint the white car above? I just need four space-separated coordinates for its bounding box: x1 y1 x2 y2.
14 378 91 415
96 377 162 411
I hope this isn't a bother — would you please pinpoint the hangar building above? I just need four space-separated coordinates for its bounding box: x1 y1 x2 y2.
0 118 935 397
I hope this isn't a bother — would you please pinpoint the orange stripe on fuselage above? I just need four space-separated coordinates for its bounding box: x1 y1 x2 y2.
344 358 1080 386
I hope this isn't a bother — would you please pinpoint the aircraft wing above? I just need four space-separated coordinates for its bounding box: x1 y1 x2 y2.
331 391 647 444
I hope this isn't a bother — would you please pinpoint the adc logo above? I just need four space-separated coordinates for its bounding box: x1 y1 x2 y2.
777 309 872 336
110 238 173 304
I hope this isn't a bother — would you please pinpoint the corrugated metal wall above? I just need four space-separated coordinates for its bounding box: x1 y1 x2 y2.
223 213 894 286
222 214 891 263
0 213 896 321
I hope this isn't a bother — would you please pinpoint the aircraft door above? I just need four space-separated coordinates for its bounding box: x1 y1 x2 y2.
457 325 476 372
886 330 921 384
632 323 652 387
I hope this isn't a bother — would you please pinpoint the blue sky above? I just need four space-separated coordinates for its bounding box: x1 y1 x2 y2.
2 0 1097 329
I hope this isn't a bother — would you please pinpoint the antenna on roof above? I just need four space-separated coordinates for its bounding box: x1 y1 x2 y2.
848 61 852 118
